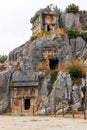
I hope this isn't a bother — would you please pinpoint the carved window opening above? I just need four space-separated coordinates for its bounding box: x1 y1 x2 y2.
49 58 58 70
47 25 51 32
24 98 30 110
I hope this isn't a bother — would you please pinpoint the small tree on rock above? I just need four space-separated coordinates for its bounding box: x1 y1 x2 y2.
65 3 79 13
0 55 7 63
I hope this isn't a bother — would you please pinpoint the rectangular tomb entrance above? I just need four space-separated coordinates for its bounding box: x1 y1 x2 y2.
49 58 59 70
24 97 30 110
10 81 39 115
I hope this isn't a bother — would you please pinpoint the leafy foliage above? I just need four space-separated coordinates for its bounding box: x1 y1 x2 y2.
80 32 87 42
65 28 80 39
63 59 87 78
64 59 82 79
68 65 81 79
65 3 79 13
65 28 87 42
30 35 38 41
84 24 87 30
0 55 7 63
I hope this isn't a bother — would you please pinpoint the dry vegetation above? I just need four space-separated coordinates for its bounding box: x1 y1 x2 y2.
30 28 65 41
35 59 50 72
35 58 87 81
62 59 87 78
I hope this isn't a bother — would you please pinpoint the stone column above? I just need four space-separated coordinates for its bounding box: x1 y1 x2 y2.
39 12 43 32
85 72 87 113
56 16 59 28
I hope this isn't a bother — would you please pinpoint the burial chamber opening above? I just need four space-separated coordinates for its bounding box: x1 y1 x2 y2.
49 58 59 70
47 25 51 32
24 98 30 110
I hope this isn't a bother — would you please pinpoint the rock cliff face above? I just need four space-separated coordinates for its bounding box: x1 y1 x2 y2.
0 12 87 114
8 34 86 66
35 71 84 115
0 71 11 113
60 12 81 29
60 11 87 29
0 33 87 114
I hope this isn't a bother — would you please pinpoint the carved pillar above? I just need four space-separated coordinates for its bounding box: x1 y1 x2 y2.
56 16 59 28
85 73 87 113
39 12 43 32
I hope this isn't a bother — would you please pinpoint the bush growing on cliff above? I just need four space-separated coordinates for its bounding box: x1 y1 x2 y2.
68 65 81 79
81 32 87 42
65 3 79 13
65 28 80 39
63 59 87 79
64 59 82 79
66 28 87 42
0 55 7 63
30 35 38 41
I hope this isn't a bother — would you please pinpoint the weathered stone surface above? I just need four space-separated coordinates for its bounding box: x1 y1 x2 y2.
0 71 10 113
35 71 83 115
71 84 82 112
0 33 87 114
7 34 87 68
49 71 71 113
12 70 38 82
6 65 13 73
64 13 81 29
35 107 51 115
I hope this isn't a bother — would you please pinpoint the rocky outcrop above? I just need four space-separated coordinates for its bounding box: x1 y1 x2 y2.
79 11 87 26
60 11 87 30
0 33 86 114
61 12 81 29
0 33 87 114
0 71 11 113
35 71 84 115
7 34 86 67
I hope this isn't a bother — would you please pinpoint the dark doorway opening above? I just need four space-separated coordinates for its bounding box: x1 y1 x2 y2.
47 25 51 32
24 98 30 110
49 58 58 70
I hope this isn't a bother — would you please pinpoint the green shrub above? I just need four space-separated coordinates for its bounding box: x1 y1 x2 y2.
65 28 87 42
47 70 58 95
65 3 79 13
0 55 7 63
30 35 38 41
84 24 87 30
81 32 87 42
65 28 80 39
68 64 81 79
